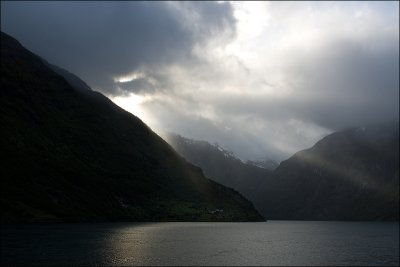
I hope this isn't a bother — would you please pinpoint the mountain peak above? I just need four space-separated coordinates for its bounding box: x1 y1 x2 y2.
0 31 263 222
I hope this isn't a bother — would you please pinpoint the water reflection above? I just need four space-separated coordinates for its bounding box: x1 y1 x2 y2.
99 223 168 265
0 223 146 265
1 221 399 266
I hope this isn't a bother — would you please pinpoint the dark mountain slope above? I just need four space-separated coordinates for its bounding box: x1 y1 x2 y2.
257 123 399 220
167 124 399 221
0 32 263 222
42 60 92 92
166 133 272 212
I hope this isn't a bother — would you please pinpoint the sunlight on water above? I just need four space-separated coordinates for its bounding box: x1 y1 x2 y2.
1 221 398 266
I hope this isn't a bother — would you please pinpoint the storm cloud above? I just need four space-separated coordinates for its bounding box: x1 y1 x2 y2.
1 1 398 161
1 1 235 94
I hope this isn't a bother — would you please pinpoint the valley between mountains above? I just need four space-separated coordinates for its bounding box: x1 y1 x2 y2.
1 31 398 222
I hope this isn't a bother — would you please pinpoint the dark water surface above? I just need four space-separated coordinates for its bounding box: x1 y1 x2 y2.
1 221 398 266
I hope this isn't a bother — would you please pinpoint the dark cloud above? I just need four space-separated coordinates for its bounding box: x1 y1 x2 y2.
287 38 399 130
1 1 235 95
207 36 399 132
150 96 327 161
1 1 398 162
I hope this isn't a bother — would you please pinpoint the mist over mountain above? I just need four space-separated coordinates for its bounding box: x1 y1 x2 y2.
165 133 273 210
0 2 398 266
246 159 278 171
166 123 399 221
2 2 398 163
0 29 397 223
0 32 263 222
256 122 399 220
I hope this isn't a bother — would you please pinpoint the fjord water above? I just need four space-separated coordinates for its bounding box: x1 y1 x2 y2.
1 221 398 266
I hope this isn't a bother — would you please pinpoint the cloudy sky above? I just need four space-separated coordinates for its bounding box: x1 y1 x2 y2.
2 1 399 161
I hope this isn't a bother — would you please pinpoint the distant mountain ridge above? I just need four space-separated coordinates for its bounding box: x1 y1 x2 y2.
2 30 396 222
246 159 278 170
257 122 399 220
165 133 272 213
0 32 263 222
167 123 399 221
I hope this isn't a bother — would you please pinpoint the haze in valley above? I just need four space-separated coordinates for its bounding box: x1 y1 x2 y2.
1 1 398 162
